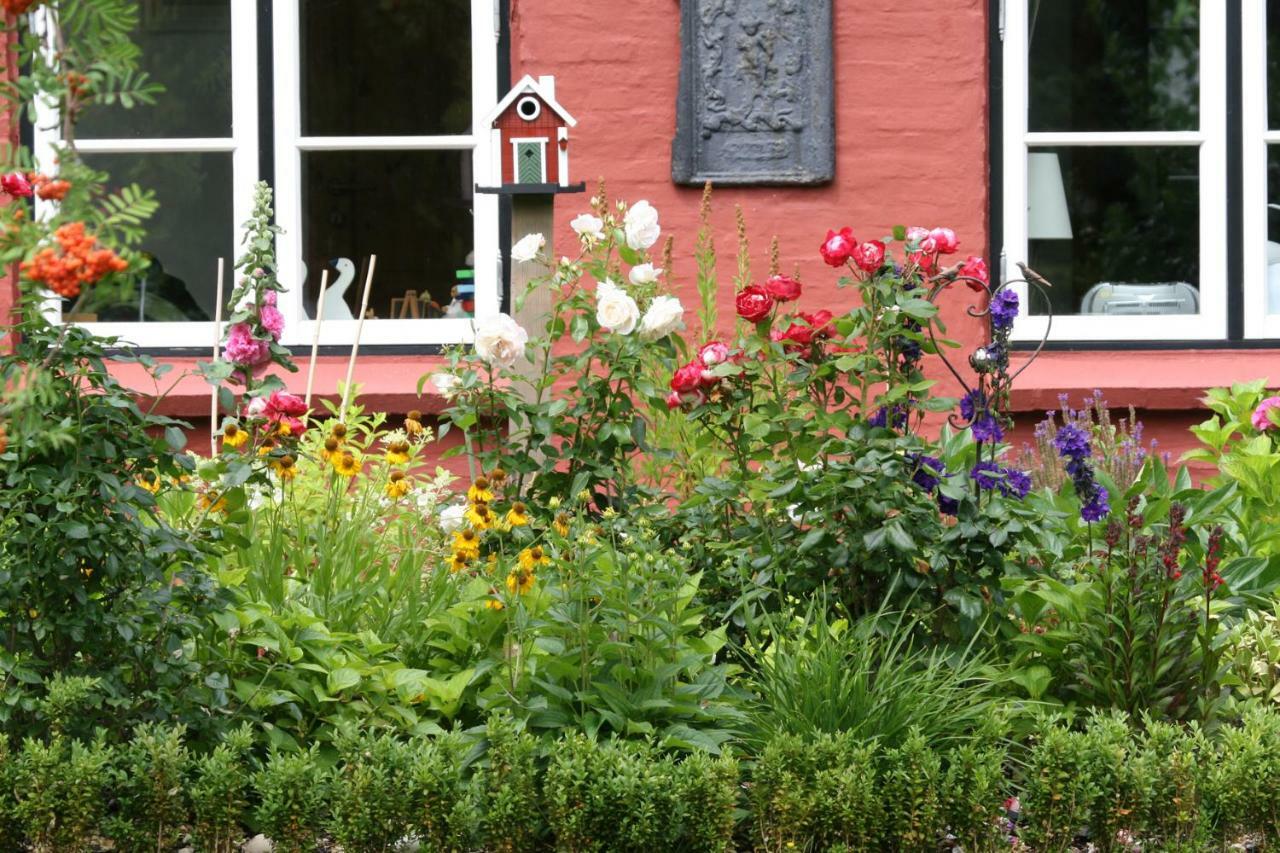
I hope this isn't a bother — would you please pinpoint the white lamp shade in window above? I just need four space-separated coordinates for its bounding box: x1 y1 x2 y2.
1027 152 1073 239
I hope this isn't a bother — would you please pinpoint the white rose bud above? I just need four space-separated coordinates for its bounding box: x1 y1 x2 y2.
510 233 545 264
629 263 662 286
472 312 529 368
638 295 685 340
623 200 661 251
439 503 466 532
570 213 605 243
430 372 462 399
595 279 640 336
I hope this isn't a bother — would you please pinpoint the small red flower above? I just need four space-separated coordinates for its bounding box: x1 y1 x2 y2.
763 274 802 302
1 172 33 198
929 227 960 254
851 240 886 274
958 255 989 292
670 361 704 394
819 227 855 267
735 284 774 323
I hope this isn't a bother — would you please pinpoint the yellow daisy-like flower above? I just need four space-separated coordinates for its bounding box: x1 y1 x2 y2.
505 501 531 528
385 440 411 466
271 454 297 481
221 422 248 449
449 553 471 573
405 410 424 438
257 438 277 457
506 566 535 595
518 545 551 572
330 422 348 444
333 450 361 477
489 467 507 486
137 474 161 494
553 512 571 537
320 436 341 462
386 471 410 499
465 501 494 530
452 528 481 561
485 598 505 611
467 477 495 504
197 492 228 513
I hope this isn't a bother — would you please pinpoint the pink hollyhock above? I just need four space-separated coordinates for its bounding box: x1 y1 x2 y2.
1 172 32 198
1252 396 1280 431
736 284 774 323
670 361 705 394
958 255 989 292
260 290 285 340
225 322 270 368
820 227 855 267
851 240 886 273
929 227 960 254
764 274 802 302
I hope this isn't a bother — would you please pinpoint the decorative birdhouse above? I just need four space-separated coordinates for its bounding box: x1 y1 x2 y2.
482 74 582 193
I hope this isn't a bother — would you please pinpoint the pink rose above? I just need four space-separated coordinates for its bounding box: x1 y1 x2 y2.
820 227 856 267
929 227 959 254
851 240 886 274
699 341 730 366
224 322 270 368
665 390 683 410
736 284 774 323
670 361 705 395
266 390 306 417
958 255 989 292
905 226 930 243
1 173 32 198
260 290 285 340
1252 396 1280 431
907 250 939 276
764 274 802 302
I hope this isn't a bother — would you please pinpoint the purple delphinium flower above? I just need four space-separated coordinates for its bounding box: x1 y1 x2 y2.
1003 467 1032 499
961 390 1004 443
971 460 1003 491
1052 421 1110 522
1052 422 1091 461
1081 485 1111 522
989 288 1019 332
971 461 1032 499
869 404 909 431
909 454 945 492
938 494 959 516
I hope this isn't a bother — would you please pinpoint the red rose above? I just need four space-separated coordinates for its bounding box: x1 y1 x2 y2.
736 284 774 323
266 390 307 417
928 227 959 254
665 390 683 410
771 310 835 351
764 274 802 302
799 309 835 339
819 227 855 267
670 361 705 394
851 240 886 274
1 172 32 198
958 255 989 292
907 250 939 276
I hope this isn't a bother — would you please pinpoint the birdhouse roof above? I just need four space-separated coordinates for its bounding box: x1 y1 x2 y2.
486 74 578 128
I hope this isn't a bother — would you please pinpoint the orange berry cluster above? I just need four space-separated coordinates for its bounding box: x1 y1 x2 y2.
32 174 70 201
22 222 127 298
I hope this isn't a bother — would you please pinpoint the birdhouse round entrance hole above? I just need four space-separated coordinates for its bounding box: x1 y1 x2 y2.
516 96 541 121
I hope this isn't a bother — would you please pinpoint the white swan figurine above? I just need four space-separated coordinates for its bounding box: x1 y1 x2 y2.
321 257 356 320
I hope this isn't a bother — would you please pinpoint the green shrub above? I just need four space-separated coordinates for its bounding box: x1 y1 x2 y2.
941 742 1007 853
1205 709 1280 844
1081 712 1143 852
411 732 476 852
327 730 418 852
674 750 739 853
0 737 22 851
1133 720 1208 850
105 723 191 852
1019 725 1094 852
13 734 111 853
474 719 544 853
189 724 255 853
253 745 329 853
879 728 944 851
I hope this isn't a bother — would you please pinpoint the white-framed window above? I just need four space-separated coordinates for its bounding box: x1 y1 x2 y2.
36 0 499 348
1243 1 1280 339
1001 0 1227 342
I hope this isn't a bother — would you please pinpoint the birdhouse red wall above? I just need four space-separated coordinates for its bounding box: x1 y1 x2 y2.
496 95 564 185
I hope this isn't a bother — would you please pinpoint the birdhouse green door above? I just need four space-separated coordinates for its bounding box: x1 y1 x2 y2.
515 141 546 184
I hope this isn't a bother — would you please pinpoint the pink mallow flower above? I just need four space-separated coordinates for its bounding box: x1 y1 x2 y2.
225 322 271 368
260 290 285 340
1252 396 1280 431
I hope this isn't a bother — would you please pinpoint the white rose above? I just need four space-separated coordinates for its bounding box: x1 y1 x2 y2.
595 279 640 336
510 233 545 263
473 312 529 368
623 200 661 250
439 503 466 532
638 295 685 340
430 372 462 399
570 213 605 243
629 263 662 285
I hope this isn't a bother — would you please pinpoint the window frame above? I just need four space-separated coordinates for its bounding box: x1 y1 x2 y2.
35 0 500 349
1000 0 1229 343
1241 1 1278 340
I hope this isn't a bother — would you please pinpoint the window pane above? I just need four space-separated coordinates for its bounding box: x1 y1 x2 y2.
76 1 231 139
300 0 472 137
1266 145 1280 313
1028 1 1199 132
1270 0 1280 129
75 152 233 322
1026 146 1199 317
300 151 474 320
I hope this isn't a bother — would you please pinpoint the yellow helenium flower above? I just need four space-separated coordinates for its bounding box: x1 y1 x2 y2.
467 477 494 504
405 410 424 438
257 439 277 457
449 553 470 573
320 436 341 462
452 528 481 560
385 440 411 466
333 450 361 477
489 467 507 486
505 502 531 528
519 545 551 572
137 474 161 494
197 493 228 513
506 566 535 595
386 471 410 499
553 513 571 537
271 454 297 481
330 422 348 444
221 423 248 449
465 501 494 530
485 598 505 611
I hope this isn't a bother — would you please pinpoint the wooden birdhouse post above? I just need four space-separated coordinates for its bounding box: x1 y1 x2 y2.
478 75 584 385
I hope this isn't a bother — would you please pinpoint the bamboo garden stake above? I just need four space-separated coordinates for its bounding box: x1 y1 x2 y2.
304 268 330 408
209 257 224 457
340 255 376 422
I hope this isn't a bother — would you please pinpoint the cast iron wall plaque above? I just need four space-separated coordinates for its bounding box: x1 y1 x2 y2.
672 0 834 186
